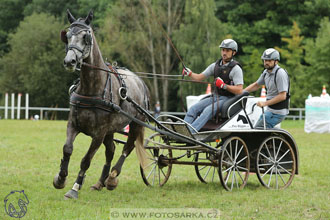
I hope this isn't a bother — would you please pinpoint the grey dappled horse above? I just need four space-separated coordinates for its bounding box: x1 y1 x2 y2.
53 10 150 199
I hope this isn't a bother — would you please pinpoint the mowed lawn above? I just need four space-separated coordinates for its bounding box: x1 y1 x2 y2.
0 120 329 220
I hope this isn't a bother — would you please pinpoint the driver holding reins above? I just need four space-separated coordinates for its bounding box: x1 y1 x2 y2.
182 39 244 133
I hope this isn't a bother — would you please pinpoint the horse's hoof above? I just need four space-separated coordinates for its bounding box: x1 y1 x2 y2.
90 181 104 191
64 189 78 199
105 171 119 190
53 174 66 189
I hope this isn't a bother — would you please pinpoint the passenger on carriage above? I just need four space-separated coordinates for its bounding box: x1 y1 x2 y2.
181 39 244 133
244 48 290 128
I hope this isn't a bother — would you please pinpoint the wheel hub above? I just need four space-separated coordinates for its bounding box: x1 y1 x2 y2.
158 155 168 169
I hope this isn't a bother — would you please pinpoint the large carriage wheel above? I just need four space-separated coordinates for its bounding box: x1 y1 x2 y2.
256 136 296 189
218 137 250 191
194 143 220 183
140 133 172 186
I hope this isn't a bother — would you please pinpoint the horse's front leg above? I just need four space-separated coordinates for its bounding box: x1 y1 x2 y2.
64 135 104 199
53 121 79 189
105 123 145 190
90 133 116 191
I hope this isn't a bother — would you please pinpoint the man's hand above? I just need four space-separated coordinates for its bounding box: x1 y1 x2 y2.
257 101 267 107
182 67 192 77
215 77 226 89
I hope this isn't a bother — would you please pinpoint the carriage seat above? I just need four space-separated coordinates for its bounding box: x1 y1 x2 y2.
200 91 249 131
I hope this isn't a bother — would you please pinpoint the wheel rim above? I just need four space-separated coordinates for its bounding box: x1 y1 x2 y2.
140 133 172 186
219 137 250 191
256 136 296 189
194 152 219 183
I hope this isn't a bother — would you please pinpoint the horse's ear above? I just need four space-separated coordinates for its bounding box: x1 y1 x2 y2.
85 10 93 25
67 9 76 24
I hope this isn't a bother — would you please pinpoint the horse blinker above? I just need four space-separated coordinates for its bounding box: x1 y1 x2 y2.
61 30 68 44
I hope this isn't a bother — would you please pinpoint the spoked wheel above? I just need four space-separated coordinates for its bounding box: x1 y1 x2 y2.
140 133 172 186
256 136 296 189
194 142 220 183
219 137 250 191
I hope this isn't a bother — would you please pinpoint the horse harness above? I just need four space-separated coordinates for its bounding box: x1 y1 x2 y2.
69 63 128 128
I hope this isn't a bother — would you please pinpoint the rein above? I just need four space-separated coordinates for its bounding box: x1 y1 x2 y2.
82 62 210 84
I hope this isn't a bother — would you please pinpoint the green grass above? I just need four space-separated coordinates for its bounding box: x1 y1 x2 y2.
0 120 329 220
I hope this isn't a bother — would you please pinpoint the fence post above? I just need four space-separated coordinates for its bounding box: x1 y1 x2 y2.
11 93 15 119
17 93 22 119
5 93 8 119
25 93 29 120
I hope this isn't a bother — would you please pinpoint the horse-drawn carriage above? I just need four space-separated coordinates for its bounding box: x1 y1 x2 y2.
54 9 298 199
138 92 299 191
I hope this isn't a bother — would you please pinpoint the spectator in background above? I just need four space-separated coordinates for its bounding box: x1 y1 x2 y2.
154 101 161 119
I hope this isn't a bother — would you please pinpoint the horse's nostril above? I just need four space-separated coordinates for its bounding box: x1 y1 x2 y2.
71 59 76 65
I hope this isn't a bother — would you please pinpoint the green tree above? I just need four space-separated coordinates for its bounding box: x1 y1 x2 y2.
0 13 76 107
23 0 79 18
243 48 264 90
296 0 330 38
305 17 330 96
23 0 113 27
276 21 306 107
0 0 32 55
99 0 185 111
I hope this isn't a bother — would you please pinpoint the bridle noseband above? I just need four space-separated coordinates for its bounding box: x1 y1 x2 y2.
62 21 93 70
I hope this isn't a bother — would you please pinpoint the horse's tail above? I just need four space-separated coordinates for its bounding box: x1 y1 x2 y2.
135 126 149 169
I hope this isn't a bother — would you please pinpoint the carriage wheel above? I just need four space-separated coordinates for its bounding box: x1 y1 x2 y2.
194 141 221 183
218 137 250 191
256 136 296 189
140 133 172 186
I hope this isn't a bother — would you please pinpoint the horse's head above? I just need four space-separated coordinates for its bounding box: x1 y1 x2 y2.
61 9 94 72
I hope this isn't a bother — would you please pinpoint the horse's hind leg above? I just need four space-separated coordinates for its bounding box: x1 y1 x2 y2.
105 123 145 190
64 136 104 199
91 134 116 191
53 121 79 189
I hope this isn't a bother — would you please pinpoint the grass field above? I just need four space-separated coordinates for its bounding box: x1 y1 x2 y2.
0 120 329 220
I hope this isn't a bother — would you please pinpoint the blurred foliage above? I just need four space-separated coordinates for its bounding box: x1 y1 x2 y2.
0 0 329 112
304 17 330 96
0 13 76 107
173 0 228 109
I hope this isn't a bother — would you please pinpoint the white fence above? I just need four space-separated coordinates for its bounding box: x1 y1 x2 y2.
0 92 305 120
0 106 305 120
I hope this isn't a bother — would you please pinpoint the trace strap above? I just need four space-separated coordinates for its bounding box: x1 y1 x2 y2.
69 91 217 152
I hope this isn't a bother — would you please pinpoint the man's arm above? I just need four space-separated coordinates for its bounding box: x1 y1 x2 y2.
227 84 243 95
189 72 207 81
244 82 260 93
257 91 287 107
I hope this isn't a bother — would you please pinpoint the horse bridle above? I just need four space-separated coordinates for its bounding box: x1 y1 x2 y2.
61 21 93 69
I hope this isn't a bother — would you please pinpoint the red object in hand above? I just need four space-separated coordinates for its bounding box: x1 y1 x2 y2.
182 67 192 76
215 77 226 88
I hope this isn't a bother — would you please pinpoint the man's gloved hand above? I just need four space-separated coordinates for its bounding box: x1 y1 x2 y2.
215 77 226 89
182 67 192 77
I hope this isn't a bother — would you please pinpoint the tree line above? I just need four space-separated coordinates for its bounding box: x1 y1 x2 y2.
0 0 329 114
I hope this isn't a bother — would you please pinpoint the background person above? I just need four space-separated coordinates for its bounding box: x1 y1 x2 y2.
182 39 244 133
154 101 161 119
244 48 290 128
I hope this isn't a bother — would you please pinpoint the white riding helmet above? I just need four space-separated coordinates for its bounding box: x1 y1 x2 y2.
219 39 238 52
261 48 280 61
